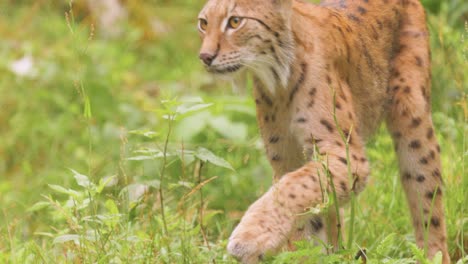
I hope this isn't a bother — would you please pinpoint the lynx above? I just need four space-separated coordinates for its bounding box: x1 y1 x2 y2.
197 0 450 263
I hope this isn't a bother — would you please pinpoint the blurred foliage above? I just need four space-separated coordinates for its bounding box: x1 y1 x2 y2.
0 0 466 263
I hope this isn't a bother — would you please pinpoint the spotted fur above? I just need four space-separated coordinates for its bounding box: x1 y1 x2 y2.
198 0 449 263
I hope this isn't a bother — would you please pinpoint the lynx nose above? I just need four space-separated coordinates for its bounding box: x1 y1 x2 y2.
199 53 215 66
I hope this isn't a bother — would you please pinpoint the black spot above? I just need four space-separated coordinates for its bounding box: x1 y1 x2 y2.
301 183 308 189
326 75 332 84
343 129 352 144
288 63 307 105
426 188 442 200
260 90 273 107
264 115 270 122
269 136 280 143
420 157 428 164
415 56 423 66
289 193 296 199
296 117 307 123
320 119 334 133
357 6 367 14
411 117 422 128
403 172 411 180
409 140 421 149
309 175 317 182
432 168 441 178
310 218 323 231
429 150 436 159
272 154 281 161
335 141 343 147
416 175 425 182
340 181 347 192
403 86 411 93
393 131 402 139
430 217 440 228
309 87 317 96
426 128 434 139
335 102 342 110
360 157 366 163
308 100 315 108
347 14 361 23
436 144 441 152
338 157 348 165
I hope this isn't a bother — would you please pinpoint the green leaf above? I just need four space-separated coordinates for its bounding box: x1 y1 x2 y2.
128 148 176 161
69 169 93 189
430 252 442 264
409 243 427 264
129 129 159 139
175 111 210 139
375 233 396 256
27 201 50 212
176 103 213 115
105 199 119 215
456 256 468 264
53 234 80 244
209 116 247 141
48 184 81 198
97 175 117 193
194 147 234 171
83 96 92 119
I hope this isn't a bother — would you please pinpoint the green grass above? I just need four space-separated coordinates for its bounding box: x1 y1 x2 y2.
0 0 466 263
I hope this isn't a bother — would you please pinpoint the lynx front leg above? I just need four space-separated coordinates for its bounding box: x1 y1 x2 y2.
227 156 362 264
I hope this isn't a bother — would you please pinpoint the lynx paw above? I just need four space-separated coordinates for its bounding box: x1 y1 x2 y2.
227 214 293 263
227 229 278 264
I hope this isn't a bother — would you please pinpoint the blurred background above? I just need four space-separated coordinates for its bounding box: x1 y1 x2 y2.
0 0 466 263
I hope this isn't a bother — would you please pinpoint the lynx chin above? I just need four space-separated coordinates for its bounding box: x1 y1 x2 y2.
197 0 449 263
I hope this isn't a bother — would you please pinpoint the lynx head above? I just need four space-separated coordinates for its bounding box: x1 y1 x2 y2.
197 0 295 93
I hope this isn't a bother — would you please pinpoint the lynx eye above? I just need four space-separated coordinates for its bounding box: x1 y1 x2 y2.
198 18 208 31
228 17 242 29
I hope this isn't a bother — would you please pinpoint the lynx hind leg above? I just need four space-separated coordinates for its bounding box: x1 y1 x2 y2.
387 1 449 263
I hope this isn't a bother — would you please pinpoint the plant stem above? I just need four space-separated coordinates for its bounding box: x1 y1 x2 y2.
159 115 173 237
